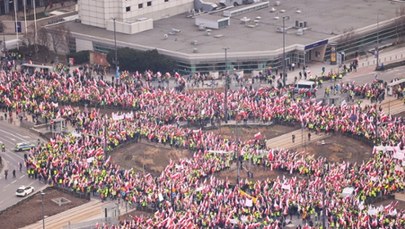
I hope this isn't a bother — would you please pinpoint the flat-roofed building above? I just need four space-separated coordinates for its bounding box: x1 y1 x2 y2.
78 0 194 34
61 0 405 74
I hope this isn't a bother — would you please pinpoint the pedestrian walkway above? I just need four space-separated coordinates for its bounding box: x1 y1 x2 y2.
266 128 329 150
360 97 405 115
22 199 113 229
285 45 405 86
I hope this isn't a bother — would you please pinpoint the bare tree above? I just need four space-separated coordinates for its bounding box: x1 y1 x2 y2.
23 23 36 46
0 21 6 33
0 22 6 51
47 24 71 54
37 27 50 47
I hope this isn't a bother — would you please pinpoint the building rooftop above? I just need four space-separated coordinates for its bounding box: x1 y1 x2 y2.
66 0 401 55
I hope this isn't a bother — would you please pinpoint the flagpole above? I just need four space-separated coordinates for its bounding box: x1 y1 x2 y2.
33 0 38 55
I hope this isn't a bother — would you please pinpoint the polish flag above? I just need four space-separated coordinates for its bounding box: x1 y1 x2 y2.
254 132 263 140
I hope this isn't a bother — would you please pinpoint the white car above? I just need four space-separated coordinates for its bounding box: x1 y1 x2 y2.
15 186 35 197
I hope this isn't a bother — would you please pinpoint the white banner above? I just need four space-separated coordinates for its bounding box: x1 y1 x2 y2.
245 198 253 207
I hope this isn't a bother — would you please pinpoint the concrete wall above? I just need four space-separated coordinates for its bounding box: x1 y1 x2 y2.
76 38 93 52
79 0 193 30
105 19 153 34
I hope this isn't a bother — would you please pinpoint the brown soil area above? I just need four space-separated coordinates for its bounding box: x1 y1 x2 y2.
111 141 191 176
0 187 89 229
209 125 297 142
214 127 373 184
395 111 405 117
295 134 373 164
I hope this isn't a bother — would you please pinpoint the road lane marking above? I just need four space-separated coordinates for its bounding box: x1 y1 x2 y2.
0 129 29 141
11 180 16 184
19 175 25 179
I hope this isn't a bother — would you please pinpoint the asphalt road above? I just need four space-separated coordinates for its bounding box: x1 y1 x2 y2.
0 118 46 211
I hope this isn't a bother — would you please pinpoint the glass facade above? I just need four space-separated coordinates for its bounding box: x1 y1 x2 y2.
0 0 43 16
325 22 405 61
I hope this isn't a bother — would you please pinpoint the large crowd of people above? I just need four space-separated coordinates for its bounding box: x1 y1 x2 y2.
0 65 404 228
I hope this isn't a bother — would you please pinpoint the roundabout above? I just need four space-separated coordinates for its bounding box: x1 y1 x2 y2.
0 67 404 228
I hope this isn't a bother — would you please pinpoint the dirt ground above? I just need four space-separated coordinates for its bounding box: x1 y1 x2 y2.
111 141 191 176
0 187 89 229
209 124 297 142
395 110 405 117
295 134 373 164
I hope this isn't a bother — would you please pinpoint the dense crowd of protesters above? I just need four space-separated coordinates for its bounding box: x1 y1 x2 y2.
0 65 404 228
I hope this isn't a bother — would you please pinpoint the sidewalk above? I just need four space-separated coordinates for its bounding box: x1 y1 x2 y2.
265 128 329 150
285 45 405 85
21 198 126 229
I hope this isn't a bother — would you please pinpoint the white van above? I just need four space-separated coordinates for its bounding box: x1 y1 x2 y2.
294 80 316 93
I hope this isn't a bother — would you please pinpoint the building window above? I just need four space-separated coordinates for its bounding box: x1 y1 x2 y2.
147 1 152 6
138 3 143 9
126 6 131 12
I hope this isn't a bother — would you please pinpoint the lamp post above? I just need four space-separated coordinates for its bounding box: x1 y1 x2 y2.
33 0 38 55
41 191 45 229
13 0 19 50
103 115 107 153
2 29 5 53
223 47 229 123
282 16 289 86
113 18 119 83
322 187 326 229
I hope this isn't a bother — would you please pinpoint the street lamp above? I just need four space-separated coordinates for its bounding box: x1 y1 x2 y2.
282 16 290 86
13 0 19 50
223 47 229 123
375 14 380 70
33 0 38 55
41 191 45 229
322 187 326 229
113 18 119 82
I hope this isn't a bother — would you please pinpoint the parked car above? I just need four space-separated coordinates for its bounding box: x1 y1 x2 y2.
15 186 35 197
14 142 36 152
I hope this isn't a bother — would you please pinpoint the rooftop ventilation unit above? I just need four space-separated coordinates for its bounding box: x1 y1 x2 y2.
295 20 308 28
172 28 181 33
296 28 304 36
193 48 198 53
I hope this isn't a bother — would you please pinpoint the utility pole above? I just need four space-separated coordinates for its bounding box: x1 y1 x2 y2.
282 16 289 86
223 47 229 123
